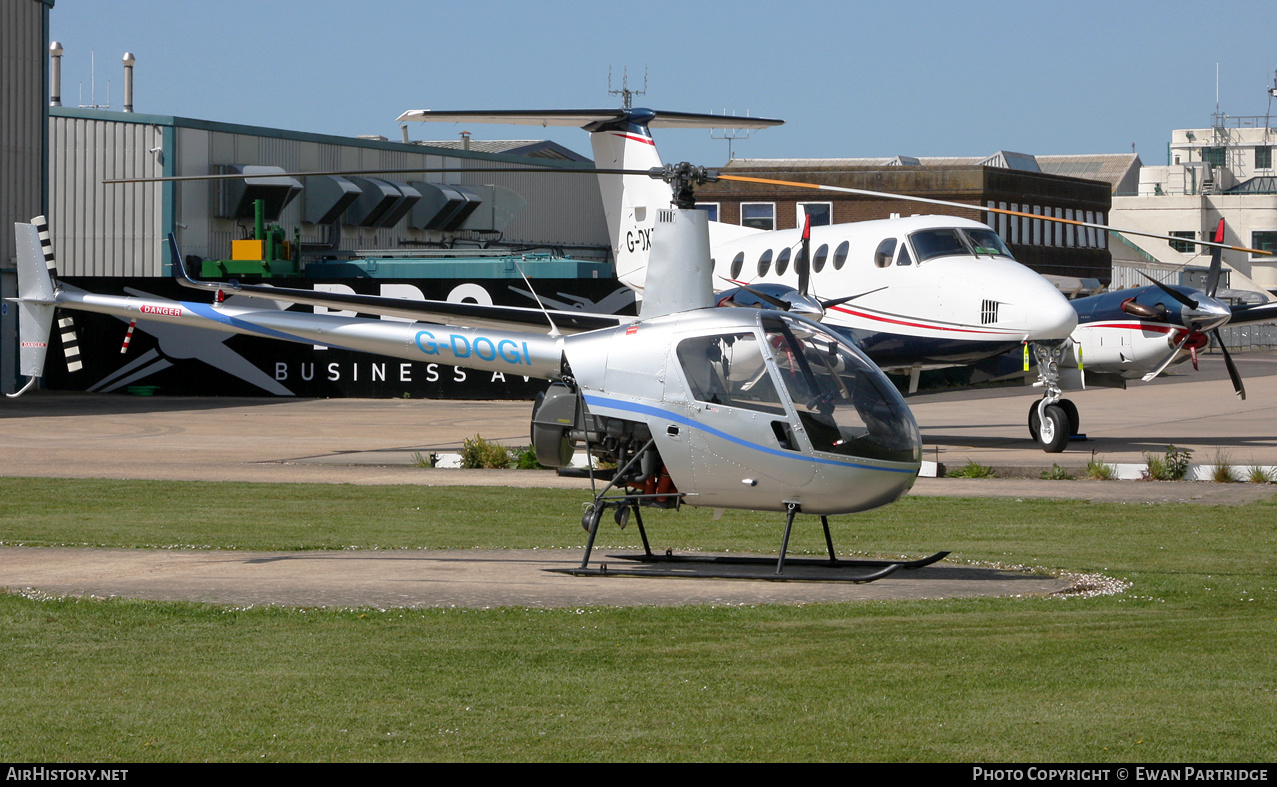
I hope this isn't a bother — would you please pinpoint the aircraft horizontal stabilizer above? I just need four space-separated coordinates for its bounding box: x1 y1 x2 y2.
397 108 784 131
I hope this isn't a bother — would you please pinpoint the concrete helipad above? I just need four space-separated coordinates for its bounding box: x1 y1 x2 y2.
2 352 1275 607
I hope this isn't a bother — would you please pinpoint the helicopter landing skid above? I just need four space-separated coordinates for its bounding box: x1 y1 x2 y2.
558 497 949 583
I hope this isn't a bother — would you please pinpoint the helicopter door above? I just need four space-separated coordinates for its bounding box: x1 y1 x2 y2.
674 332 817 495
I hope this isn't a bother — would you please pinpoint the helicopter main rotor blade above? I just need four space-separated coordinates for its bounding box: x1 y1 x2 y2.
715 174 1273 256
101 164 637 185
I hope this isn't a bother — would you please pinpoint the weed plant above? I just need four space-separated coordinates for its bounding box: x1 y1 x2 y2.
947 460 996 478
460 435 514 469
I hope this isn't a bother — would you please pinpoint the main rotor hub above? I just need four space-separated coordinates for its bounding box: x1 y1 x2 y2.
648 162 719 209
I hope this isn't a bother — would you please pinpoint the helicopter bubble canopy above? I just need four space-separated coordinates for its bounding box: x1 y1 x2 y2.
663 310 921 468
758 314 921 464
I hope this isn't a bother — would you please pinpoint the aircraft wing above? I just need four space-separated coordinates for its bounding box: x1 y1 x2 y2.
397 108 784 131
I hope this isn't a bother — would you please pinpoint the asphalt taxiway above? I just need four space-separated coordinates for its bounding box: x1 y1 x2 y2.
2 351 1274 607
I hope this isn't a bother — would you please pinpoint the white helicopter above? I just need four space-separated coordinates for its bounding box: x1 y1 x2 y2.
9 166 937 582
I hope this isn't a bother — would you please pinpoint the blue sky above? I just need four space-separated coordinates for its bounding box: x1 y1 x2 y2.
48 0 1277 168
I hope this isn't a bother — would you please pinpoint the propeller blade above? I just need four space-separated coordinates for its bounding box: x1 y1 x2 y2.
821 287 888 309
1212 328 1247 400
1137 271 1199 309
733 283 794 311
1141 332 1193 382
1205 218 1226 298
796 212 812 297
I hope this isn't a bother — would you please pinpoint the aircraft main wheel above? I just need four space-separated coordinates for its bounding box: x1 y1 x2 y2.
1058 398 1080 437
1030 403 1069 453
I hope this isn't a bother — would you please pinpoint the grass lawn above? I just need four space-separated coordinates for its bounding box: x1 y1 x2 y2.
0 477 1274 762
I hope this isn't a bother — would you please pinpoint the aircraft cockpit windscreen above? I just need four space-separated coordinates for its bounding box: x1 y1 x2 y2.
761 317 921 463
909 227 1014 262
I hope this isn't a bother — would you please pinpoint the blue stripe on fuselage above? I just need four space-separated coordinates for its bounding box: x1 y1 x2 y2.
584 395 917 474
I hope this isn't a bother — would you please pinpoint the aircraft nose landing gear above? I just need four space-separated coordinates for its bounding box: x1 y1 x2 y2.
1028 341 1081 453
1028 395 1080 453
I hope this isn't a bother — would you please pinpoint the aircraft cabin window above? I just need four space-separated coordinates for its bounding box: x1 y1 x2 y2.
873 239 896 268
676 333 785 415
757 249 774 277
730 251 745 279
812 243 829 272
832 241 850 270
775 247 791 276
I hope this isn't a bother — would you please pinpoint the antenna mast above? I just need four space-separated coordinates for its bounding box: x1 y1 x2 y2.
608 66 647 109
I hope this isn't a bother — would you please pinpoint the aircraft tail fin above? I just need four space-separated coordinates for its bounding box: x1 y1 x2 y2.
397 108 782 300
8 220 57 394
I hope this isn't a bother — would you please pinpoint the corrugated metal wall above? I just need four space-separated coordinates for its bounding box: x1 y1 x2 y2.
48 110 611 274
49 115 165 275
1 0 50 393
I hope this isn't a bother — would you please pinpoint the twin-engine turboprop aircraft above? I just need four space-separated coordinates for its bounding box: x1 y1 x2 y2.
10 175 934 581
399 108 1081 373
401 108 1277 453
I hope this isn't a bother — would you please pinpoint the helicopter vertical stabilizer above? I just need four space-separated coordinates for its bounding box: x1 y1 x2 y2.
638 207 715 319
10 221 55 383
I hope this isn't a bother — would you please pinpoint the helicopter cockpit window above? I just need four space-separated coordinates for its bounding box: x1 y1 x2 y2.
757 249 774 278
812 243 829 272
676 333 786 416
730 251 745 279
761 316 920 463
775 247 792 276
873 238 896 268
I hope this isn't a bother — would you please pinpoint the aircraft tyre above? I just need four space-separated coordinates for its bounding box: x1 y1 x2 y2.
1028 402 1069 453
1058 398 1080 437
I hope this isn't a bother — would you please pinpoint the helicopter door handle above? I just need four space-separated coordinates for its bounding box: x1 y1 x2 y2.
667 425 680 437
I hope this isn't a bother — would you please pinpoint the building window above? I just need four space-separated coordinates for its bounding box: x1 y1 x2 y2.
741 203 775 231
697 203 720 222
1203 147 1226 167
1169 231 1195 253
1252 231 1277 258
1257 146 1273 170
797 202 832 227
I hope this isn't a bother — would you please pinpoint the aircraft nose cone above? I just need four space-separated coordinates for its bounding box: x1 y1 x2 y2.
1026 288 1078 340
